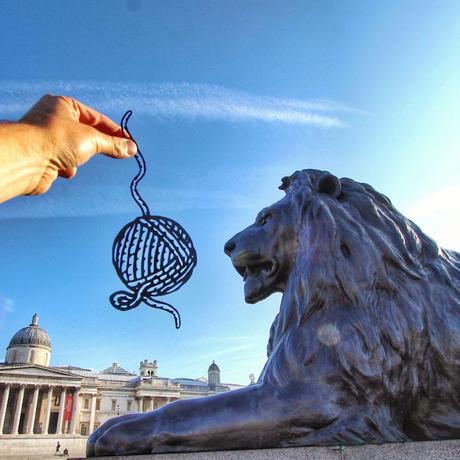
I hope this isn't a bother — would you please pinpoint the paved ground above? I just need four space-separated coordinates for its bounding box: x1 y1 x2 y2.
0 452 86 460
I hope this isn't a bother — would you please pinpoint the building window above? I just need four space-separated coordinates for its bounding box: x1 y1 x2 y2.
30 350 36 363
127 400 132 411
80 423 88 436
111 399 117 411
84 398 90 410
95 399 100 411
52 395 60 406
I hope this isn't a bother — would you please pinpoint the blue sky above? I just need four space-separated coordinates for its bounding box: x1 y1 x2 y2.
0 1 459 384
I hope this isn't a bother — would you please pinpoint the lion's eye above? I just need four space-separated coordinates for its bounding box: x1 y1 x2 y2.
259 213 272 225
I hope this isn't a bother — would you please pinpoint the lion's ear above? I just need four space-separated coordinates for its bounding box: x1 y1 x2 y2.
279 176 290 192
317 174 342 198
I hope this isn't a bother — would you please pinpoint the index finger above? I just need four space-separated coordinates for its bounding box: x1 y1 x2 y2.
67 97 124 138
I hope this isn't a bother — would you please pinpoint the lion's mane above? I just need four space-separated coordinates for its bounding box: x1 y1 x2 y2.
264 169 460 441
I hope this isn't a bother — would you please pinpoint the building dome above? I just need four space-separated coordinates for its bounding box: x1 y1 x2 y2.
208 361 220 373
8 314 51 350
5 314 51 366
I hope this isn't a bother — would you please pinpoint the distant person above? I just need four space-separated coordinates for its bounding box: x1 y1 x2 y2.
63 447 69 457
55 441 61 455
0 94 137 204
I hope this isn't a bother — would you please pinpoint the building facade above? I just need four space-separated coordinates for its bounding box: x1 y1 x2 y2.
0 315 242 439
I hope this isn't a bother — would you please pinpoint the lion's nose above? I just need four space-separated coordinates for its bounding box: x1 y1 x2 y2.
224 238 236 256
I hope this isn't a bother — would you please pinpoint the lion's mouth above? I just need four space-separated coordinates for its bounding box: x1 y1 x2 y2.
238 262 276 280
232 255 279 303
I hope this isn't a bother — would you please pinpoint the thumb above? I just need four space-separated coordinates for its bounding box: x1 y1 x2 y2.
93 131 137 159
58 167 77 179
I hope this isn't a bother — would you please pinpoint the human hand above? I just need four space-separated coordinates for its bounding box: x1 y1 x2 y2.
20 94 137 194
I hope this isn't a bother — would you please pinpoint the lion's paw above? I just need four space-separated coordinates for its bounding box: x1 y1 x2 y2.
86 413 149 457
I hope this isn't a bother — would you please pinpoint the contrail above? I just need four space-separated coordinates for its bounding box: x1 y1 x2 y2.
0 81 354 127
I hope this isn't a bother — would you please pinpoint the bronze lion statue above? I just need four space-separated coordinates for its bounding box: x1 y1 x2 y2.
87 169 460 456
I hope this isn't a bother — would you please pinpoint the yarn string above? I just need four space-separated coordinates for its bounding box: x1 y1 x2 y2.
143 297 181 329
121 110 150 216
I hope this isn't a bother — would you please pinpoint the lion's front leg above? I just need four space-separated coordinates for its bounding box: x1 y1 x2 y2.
87 383 340 456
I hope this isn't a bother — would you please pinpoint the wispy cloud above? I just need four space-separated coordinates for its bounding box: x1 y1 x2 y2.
186 344 258 366
0 295 14 313
176 335 265 381
189 335 259 346
0 81 355 127
0 184 262 220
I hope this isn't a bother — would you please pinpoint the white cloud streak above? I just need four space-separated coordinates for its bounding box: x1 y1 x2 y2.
0 184 262 220
0 81 354 127
189 335 259 346
186 344 258 367
0 295 14 313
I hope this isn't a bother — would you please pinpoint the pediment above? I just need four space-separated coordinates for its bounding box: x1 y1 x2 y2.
0 364 82 380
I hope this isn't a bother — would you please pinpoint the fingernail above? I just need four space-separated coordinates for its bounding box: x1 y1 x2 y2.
118 139 137 157
125 139 137 156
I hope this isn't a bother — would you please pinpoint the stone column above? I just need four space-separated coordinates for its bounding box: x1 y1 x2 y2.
89 394 97 434
0 384 11 434
69 388 80 434
138 397 144 412
43 387 53 435
12 385 25 435
56 387 67 435
148 397 153 411
26 386 40 434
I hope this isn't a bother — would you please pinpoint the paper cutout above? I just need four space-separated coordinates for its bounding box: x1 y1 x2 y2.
110 111 197 328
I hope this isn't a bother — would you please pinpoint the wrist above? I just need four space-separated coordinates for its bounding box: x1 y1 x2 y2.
17 123 52 195
0 122 50 198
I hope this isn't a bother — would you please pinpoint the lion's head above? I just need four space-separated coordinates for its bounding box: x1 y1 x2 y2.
225 169 460 340
224 191 300 303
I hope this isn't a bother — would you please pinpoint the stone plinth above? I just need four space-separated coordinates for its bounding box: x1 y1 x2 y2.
82 439 460 460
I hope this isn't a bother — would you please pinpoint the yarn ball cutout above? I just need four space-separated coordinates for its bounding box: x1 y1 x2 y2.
109 111 197 328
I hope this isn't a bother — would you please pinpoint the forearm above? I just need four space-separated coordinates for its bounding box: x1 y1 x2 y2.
0 122 49 203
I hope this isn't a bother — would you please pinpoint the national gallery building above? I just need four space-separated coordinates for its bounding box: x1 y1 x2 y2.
0 315 242 455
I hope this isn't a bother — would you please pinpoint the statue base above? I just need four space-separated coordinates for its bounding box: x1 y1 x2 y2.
79 439 460 460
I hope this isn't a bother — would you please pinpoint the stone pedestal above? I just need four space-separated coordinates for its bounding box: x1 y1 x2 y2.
79 439 460 460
